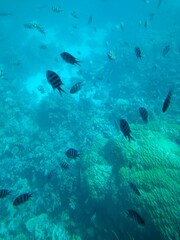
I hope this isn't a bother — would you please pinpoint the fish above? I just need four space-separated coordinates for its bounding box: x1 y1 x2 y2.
52 6 62 13
72 24 78 29
71 11 78 19
13 193 33 206
88 16 92 25
162 90 172 112
36 26 46 34
129 161 133 169
120 22 124 31
129 182 141 196
39 44 48 50
70 82 83 94
148 13 155 21
144 20 148 28
90 212 97 222
24 21 45 34
47 169 56 180
0 70 6 79
37 85 46 94
157 0 162 8
162 45 170 56
60 161 69 170
107 50 116 60
46 70 66 95
175 139 180 146
24 22 35 29
60 52 82 66
126 209 145 226
0 189 11 198
65 148 80 159
134 47 142 58
0 12 12 17
120 119 134 142
139 107 148 123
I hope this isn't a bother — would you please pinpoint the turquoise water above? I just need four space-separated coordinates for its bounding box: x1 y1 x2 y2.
0 0 180 239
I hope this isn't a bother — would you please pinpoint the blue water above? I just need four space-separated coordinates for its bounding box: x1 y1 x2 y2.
0 0 180 239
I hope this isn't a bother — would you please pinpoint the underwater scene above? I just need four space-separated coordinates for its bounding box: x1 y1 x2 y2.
0 0 180 239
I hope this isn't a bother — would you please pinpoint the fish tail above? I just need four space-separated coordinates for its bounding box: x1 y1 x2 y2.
128 135 135 142
77 153 82 159
61 88 66 94
29 192 34 198
58 87 66 95
76 61 83 66
8 190 12 195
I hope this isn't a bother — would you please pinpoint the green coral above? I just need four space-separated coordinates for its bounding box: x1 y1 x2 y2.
115 123 180 240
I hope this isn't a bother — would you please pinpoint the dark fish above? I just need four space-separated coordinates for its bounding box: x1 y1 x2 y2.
47 169 56 180
148 13 155 21
60 161 69 170
134 47 142 58
46 70 66 95
88 16 92 25
60 52 81 66
175 139 180 146
162 45 170 56
126 209 145 226
37 26 46 34
129 161 133 169
70 82 83 94
162 90 172 112
0 189 11 198
0 12 12 17
157 0 162 8
120 119 134 142
144 20 148 29
13 193 33 206
139 107 148 123
65 148 80 159
129 182 141 196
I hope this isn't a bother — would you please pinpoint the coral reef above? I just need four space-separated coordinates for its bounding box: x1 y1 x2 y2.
82 122 180 239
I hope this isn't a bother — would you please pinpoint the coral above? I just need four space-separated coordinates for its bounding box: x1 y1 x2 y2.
82 137 117 202
82 122 180 239
52 225 69 240
83 163 113 201
115 124 180 240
